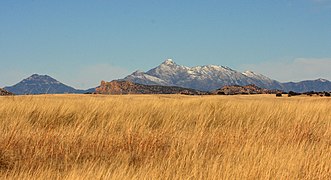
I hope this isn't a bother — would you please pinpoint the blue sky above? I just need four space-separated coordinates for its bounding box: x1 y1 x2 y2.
1 0 331 89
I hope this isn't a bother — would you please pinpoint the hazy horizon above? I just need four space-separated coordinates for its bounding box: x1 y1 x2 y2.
1 1 331 89
1 58 330 90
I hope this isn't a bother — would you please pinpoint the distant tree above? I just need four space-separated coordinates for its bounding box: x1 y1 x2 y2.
305 91 315 96
288 91 301 96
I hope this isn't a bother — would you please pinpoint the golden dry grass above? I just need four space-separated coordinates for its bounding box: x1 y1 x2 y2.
0 94 330 179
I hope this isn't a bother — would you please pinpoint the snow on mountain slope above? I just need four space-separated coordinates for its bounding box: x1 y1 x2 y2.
124 70 168 85
123 59 282 91
242 71 283 90
242 71 271 81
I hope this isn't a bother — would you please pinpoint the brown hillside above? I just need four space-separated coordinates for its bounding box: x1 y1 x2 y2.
95 80 208 95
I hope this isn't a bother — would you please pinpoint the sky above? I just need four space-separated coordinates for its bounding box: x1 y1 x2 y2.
1 0 331 89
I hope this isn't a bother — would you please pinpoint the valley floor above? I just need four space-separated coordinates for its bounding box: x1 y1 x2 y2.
0 94 330 179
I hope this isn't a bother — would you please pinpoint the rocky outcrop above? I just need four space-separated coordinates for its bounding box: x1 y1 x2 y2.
211 84 282 95
0 88 14 96
95 80 208 95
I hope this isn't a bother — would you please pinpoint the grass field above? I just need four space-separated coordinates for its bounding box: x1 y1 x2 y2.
0 94 330 179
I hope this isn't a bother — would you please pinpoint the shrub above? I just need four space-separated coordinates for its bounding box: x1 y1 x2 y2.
288 91 301 96
217 92 225 95
276 93 282 97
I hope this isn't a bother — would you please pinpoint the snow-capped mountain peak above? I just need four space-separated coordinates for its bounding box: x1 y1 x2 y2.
123 59 331 92
123 59 284 91
158 59 186 70
162 59 175 65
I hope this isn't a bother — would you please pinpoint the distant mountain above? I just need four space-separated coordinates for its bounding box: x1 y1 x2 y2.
123 59 331 92
4 74 85 95
2 60 330 94
282 78 331 92
95 80 208 95
123 59 283 91
0 88 14 96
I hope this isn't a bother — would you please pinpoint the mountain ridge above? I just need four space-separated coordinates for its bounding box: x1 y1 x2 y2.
281 78 331 92
2 60 331 94
123 59 330 92
124 59 282 91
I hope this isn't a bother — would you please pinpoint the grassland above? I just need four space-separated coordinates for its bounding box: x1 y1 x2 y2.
0 94 330 179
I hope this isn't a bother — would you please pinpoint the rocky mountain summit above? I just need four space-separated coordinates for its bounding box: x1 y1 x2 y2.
95 80 208 95
0 88 14 96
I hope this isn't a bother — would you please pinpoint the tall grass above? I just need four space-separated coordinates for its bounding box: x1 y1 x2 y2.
0 94 330 179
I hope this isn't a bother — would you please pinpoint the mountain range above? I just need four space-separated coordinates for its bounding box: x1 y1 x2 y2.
2 59 331 94
123 59 331 92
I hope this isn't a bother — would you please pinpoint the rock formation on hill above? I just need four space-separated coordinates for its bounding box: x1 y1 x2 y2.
0 88 14 96
95 80 208 95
